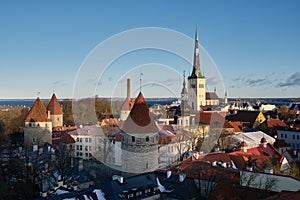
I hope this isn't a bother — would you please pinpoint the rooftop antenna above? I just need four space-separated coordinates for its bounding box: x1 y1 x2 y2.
139 68 143 92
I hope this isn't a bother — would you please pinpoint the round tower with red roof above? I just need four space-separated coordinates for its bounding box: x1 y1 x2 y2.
121 92 159 174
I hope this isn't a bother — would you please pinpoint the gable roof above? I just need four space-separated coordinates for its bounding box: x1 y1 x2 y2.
206 92 219 100
195 111 226 126
47 93 63 115
121 92 158 133
267 119 288 128
226 110 263 128
24 98 52 122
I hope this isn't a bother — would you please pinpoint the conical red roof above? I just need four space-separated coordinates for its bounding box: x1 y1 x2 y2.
25 98 52 122
121 92 158 133
47 93 63 115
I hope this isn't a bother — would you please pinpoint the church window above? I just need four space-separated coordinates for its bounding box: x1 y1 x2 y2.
199 84 204 88
132 136 135 142
146 136 149 142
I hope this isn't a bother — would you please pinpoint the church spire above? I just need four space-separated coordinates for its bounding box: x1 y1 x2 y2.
181 70 188 97
190 26 202 78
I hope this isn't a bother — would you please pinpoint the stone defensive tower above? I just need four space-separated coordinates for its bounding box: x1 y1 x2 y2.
121 92 158 174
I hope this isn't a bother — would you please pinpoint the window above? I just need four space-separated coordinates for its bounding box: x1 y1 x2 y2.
89 146 92 151
293 135 295 139
79 145 82 151
191 84 196 88
89 138 92 143
285 134 287 139
85 138 88 143
199 84 204 88
136 191 142 196
297 135 299 140
146 136 149 142
76 145 79 151
281 134 283 138
132 136 135 142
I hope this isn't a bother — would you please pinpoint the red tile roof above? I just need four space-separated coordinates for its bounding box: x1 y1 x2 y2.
227 121 243 132
166 157 240 184
121 92 158 133
267 119 288 128
195 111 227 126
24 98 52 122
46 93 63 115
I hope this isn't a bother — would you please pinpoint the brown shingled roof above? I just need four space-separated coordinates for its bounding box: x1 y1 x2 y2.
226 110 261 128
47 93 63 115
25 98 52 122
121 92 158 133
206 92 219 100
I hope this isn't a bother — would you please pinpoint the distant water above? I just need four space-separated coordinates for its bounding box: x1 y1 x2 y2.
0 100 35 107
0 98 295 108
0 99 176 108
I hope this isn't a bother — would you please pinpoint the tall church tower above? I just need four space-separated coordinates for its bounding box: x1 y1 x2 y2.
188 27 206 111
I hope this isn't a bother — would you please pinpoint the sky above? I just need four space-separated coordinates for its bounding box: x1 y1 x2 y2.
0 0 299 99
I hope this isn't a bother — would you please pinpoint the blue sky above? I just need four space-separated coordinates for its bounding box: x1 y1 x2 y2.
0 0 299 99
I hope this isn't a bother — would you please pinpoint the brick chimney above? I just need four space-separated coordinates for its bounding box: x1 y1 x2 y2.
127 78 130 99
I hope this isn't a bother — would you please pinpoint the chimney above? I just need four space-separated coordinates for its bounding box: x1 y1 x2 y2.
112 175 124 184
167 170 172 178
179 173 186 182
127 78 130 99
